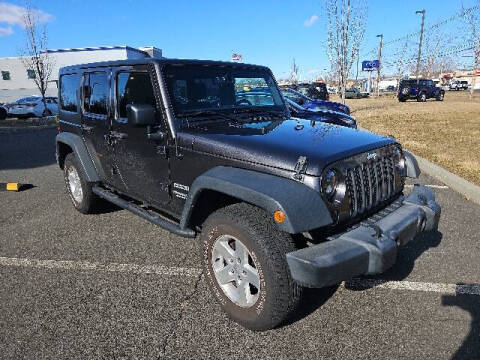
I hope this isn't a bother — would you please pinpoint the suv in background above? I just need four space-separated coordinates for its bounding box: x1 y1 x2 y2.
449 80 469 91
296 82 329 101
56 58 440 331
398 79 444 102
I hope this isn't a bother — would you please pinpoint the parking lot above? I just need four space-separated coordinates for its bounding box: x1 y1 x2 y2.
0 128 479 359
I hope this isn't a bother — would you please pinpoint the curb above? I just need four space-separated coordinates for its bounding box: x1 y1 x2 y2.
405 150 480 206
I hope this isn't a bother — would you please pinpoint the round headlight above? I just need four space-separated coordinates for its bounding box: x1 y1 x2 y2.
394 147 406 174
322 169 346 206
322 170 337 199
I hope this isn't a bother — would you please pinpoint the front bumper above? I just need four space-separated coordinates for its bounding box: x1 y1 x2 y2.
286 185 441 288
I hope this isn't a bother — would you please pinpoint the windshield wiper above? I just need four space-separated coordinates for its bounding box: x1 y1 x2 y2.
178 110 238 125
233 107 287 119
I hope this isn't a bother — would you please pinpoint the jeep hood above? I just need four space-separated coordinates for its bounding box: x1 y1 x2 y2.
179 118 396 176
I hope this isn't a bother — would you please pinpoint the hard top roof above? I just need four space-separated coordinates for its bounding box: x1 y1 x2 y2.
59 58 269 74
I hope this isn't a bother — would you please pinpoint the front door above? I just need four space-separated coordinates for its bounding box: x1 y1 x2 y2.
81 69 117 185
110 66 171 206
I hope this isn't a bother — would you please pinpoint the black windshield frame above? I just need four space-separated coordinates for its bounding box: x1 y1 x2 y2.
162 64 286 120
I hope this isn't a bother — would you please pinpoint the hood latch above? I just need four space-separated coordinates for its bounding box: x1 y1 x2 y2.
293 156 307 180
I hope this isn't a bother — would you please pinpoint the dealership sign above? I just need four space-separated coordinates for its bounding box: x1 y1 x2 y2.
362 60 379 71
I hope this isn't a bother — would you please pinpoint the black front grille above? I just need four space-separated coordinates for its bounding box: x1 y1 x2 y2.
345 153 398 217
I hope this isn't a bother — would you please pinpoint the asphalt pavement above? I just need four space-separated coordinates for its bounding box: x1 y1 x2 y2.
0 128 479 359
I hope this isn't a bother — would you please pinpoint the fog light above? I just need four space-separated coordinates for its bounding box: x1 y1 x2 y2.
273 210 286 223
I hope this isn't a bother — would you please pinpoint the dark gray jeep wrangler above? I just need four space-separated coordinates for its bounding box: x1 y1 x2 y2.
56 58 441 331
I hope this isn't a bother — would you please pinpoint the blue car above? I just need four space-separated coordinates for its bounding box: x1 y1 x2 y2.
281 88 350 115
285 98 356 128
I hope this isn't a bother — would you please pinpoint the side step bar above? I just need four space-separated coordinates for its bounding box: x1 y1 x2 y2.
92 186 196 238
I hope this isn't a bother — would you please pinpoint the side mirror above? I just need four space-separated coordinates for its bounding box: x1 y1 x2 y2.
126 104 156 126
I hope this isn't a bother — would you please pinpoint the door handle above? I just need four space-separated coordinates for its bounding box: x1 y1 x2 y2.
82 124 94 133
110 131 128 140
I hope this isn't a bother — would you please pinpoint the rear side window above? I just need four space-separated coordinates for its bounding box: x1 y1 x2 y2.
116 72 156 119
60 74 80 112
83 72 108 115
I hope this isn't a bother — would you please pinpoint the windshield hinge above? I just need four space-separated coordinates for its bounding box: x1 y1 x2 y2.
293 156 307 180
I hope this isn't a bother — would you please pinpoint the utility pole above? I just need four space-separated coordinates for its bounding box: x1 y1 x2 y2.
415 9 426 79
376 34 383 96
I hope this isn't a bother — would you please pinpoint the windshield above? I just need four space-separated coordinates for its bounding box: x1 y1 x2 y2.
163 64 285 117
17 97 40 103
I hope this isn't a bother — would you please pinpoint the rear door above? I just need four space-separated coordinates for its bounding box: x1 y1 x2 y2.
81 69 117 185
110 65 171 206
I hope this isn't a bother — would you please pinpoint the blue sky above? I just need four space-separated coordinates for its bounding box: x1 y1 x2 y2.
0 0 472 79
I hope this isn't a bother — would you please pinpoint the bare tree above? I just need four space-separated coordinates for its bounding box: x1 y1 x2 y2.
325 0 368 103
19 1 54 116
463 1 479 98
289 59 300 85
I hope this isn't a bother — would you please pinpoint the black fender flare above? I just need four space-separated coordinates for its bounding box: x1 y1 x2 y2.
56 132 100 182
179 166 333 234
403 150 421 178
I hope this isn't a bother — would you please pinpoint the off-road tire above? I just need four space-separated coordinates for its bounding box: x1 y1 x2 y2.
63 153 99 214
0 107 6 120
398 97 406 102
436 92 444 101
417 92 427 102
201 203 302 331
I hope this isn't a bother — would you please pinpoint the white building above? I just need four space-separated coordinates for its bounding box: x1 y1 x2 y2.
0 45 162 103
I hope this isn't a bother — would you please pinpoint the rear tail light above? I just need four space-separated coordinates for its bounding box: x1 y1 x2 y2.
326 94 330 101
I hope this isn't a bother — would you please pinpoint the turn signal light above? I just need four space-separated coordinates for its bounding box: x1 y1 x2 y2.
273 210 286 223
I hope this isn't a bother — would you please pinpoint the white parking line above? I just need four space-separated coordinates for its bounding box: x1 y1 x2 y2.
1 256 479 296
0 256 201 277
404 184 449 189
344 278 480 296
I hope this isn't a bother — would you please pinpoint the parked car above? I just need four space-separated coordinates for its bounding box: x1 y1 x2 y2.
8 96 58 118
281 88 350 115
398 79 444 102
345 88 369 99
285 98 356 128
295 82 329 101
0 104 7 120
56 58 440 331
449 81 469 91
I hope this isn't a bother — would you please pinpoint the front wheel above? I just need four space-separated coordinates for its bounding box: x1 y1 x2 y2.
201 203 302 331
63 153 100 214
436 92 444 101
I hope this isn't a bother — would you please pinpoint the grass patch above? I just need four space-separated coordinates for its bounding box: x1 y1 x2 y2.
335 92 480 186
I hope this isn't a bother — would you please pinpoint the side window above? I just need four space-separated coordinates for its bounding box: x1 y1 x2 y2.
83 72 108 115
116 72 156 119
60 73 79 112
2 71 11 80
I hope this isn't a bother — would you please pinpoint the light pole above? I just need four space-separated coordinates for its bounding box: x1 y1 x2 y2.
415 9 426 79
376 34 383 96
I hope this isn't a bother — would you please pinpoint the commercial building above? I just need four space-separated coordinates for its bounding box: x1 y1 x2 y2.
0 45 162 103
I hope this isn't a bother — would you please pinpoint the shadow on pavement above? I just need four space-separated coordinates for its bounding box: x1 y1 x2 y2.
442 289 480 360
0 128 57 170
283 284 340 327
344 230 443 287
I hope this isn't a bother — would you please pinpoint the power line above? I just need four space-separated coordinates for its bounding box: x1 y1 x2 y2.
360 4 479 58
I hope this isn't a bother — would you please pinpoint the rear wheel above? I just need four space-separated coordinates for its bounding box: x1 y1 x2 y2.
201 203 302 331
417 92 427 102
0 107 6 120
63 153 100 214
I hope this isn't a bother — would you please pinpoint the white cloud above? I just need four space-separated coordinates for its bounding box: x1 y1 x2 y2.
0 2 52 36
308 69 321 75
304 14 318 27
0 26 13 36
